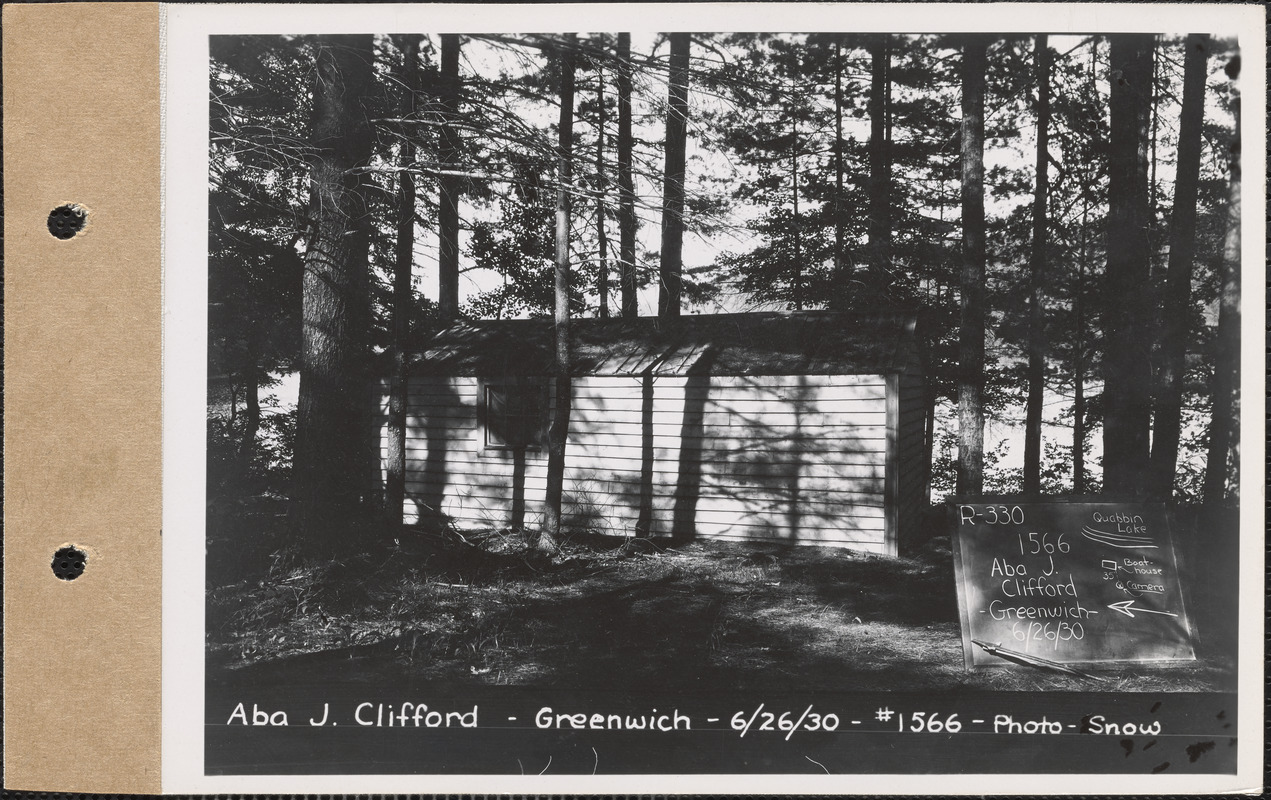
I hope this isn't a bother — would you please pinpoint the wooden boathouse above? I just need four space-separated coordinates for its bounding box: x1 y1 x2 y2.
383 311 927 556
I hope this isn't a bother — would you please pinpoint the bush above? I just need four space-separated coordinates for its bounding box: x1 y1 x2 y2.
207 401 296 505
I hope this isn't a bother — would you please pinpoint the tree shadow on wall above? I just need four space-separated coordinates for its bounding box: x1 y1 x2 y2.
663 369 886 546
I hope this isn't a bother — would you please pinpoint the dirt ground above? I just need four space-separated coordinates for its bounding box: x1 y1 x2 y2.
206 524 1238 693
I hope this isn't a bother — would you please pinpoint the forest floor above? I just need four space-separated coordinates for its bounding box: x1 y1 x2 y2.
206 517 1238 693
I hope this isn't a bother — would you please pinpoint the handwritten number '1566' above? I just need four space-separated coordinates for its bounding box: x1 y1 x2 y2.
1017 532 1069 555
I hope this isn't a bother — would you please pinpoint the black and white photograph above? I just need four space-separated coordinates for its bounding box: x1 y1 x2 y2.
158 2 1264 792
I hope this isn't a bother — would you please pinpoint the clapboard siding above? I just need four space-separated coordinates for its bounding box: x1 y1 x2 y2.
397 395 892 414
404 496 889 546
395 406 889 429
389 430 888 461
402 486 888 515
403 473 888 502
394 448 887 476
391 374 899 551
400 465 889 488
424 500 888 532
404 480 889 516
391 373 885 395
399 423 888 443
572 409 888 429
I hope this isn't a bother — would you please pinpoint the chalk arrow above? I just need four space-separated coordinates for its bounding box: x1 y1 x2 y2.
1107 599 1178 618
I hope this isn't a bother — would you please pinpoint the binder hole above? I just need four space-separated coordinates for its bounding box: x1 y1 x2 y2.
51 546 87 580
48 204 87 239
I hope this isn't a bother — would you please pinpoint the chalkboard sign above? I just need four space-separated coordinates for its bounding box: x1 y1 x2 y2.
951 502 1195 668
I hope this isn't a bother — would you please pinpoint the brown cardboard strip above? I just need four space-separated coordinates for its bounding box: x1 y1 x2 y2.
3 2 162 792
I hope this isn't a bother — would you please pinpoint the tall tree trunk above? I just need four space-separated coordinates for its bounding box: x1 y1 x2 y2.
438 34 462 321
236 346 260 477
295 35 376 555
833 35 846 281
658 32 690 318
790 118 802 310
1073 37 1098 495
1145 45 1165 418
868 34 892 278
1023 34 1051 494
386 34 421 523
1073 364 1085 492
1148 34 1209 499
1102 34 1155 496
1074 202 1089 495
617 32 638 318
923 382 937 502
542 34 576 553
1149 46 1160 258
595 60 609 318
1203 56 1241 506
957 36 988 497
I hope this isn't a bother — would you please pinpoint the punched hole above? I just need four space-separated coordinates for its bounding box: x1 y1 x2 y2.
48 204 87 239
51 546 87 580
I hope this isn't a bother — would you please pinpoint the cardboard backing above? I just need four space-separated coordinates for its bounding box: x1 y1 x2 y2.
3 3 163 793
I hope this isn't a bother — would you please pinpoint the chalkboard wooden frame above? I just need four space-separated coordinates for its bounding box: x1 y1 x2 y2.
949 497 1197 669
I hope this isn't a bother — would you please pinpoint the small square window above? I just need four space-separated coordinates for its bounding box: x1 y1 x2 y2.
482 378 549 450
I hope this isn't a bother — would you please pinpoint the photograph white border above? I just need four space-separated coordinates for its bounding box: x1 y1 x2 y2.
162 3 1265 793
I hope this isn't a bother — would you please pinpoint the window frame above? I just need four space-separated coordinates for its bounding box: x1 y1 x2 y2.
476 376 551 457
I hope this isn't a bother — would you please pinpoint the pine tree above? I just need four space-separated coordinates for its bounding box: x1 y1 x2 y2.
208 36 312 496
541 34 577 552
1022 34 1051 494
438 34 462 321
957 35 989 497
867 34 892 276
617 32 638 317
658 32 691 317
594 51 610 318
385 34 421 522
1148 34 1209 499
832 34 847 278
1102 34 1155 496
1203 54 1241 506
295 35 377 553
